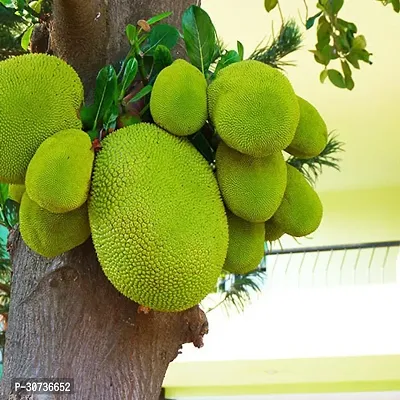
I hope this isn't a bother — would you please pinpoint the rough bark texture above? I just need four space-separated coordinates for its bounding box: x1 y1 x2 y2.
1 0 205 399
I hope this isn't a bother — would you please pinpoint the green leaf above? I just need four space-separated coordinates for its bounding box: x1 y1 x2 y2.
331 0 344 14
147 11 172 25
306 11 323 30
150 44 173 82
126 24 137 45
341 60 354 90
392 0 400 12
118 113 141 127
214 50 241 75
118 57 138 100
21 25 33 50
128 84 152 104
311 45 331 66
4 199 19 227
92 65 118 129
142 24 179 55
0 184 8 207
103 103 119 131
237 40 244 60
80 104 97 129
0 0 13 7
264 0 278 12
188 131 215 164
320 69 328 83
345 74 354 90
12 0 24 10
182 5 217 74
316 17 331 51
327 69 346 88
352 35 367 50
29 0 42 13
346 51 360 69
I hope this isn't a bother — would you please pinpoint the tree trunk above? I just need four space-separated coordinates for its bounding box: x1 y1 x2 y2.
1 1 207 399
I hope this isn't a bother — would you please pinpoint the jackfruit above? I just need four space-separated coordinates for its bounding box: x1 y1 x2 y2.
264 218 285 242
89 123 229 312
216 141 287 222
208 60 300 157
0 54 83 184
285 96 328 158
271 165 323 237
150 59 208 136
8 184 25 204
224 211 265 274
19 192 90 258
26 129 94 213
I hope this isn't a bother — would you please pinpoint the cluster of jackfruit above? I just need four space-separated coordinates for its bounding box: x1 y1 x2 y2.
0 54 327 313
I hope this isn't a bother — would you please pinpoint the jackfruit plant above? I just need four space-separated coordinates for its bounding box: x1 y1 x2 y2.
0 5 343 313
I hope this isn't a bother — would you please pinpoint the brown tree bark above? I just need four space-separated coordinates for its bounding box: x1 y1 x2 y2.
1 1 206 399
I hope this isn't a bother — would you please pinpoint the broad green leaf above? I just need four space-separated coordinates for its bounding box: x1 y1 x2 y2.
306 11 322 30
92 65 118 129
12 0 24 10
21 25 33 50
128 84 153 104
264 0 278 12
327 69 346 88
80 104 97 129
147 11 172 25
150 44 173 82
103 104 119 131
331 0 344 14
320 69 328 83
119 57 138 100
29 0 42 13
346 52 360 69
0 0 13 7
188 131 215 164
126 24 137 45
352 35 367 50
237 41 244 60
345 74 354 90
341 60 352 78
182 5 216 74
143 24 179 55
316 17 331 51
214 50 241 76
311 45 331 66
392 0 400 12
0 184 8 207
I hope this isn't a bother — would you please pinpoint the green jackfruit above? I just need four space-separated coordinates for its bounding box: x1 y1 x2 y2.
8 184 25 204
150 59 208 136
216 141 287 222
271 165 323 237
19 192 90 258
0 54 83 184
208 60 300 157
26 129 94 213
89 123 229 312
285 96 328 158
224 211 265 274
264 218 284 242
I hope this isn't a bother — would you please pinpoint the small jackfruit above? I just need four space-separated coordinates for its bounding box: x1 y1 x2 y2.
26 129 94 213
216 141 287 222
19 192 90 258
264 218 284 242
208 60 300 157
89 123 229 312
224 211 265 274
0 54 83 184
271 165 323 237
150 59 208 136
285 96 328 158
8 184 25 204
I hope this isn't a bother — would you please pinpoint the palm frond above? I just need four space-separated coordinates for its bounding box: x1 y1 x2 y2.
287 132 345 186
249 19 303 69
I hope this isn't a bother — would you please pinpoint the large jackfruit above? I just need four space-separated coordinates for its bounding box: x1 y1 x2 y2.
271 165 323 237
8 184 25 204
89 123 229 312
285 96 328 158
224 211 265 274
26 129 94 213
150 59 208 136
208 60 300 157
216 141 287 222
264 218 284 242
0 54 83 184
19 192 90 258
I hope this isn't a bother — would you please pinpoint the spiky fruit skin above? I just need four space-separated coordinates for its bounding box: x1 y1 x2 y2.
224 211 265 274
89 123 229 312
8 184 25 204
216 141 287 222
271 165 323 237
208 60 300 157
25 129 94 213
285 96 328 158
19 192 90 258
264 218 284 242
0 54 83 184
150 59 208 136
